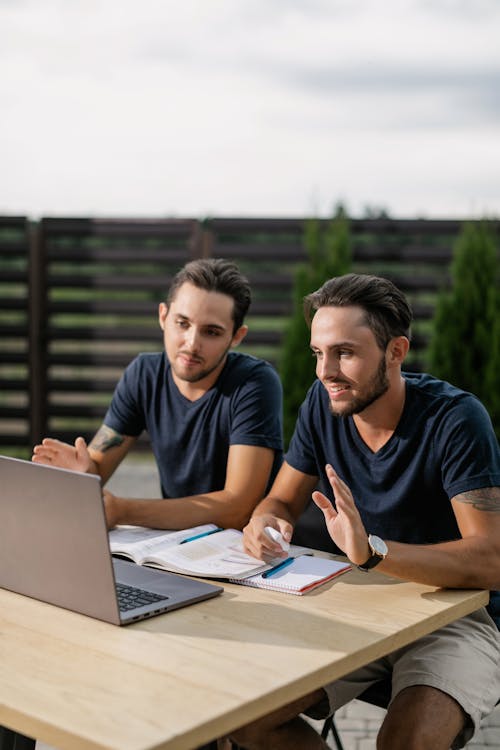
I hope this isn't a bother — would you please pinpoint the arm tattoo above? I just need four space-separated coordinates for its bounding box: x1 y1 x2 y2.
89 425 125 453
455 487 500 512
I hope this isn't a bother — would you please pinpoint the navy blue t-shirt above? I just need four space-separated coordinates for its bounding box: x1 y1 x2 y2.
104 351 283 499
286 372 500 625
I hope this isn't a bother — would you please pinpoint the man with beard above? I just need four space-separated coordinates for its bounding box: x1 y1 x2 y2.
32 258 283 531
226 273 500 750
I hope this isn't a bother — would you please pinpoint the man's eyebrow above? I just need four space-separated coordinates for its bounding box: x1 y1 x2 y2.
174 313 227 332
204 323 227 332
310 340 358 350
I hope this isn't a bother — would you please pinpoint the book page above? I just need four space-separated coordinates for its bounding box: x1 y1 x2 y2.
108 524 219 564
145 528 272 578
109 525 312 579
231 556 351 594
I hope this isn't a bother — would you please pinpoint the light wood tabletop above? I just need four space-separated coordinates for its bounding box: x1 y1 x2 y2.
0 562 488 750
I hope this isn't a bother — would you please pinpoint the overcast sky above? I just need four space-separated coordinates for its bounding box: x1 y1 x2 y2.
1 0 499 219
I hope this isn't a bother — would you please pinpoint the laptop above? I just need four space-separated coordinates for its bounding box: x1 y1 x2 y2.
0 455 223 625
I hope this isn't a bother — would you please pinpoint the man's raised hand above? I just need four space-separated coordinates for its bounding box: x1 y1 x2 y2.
32 436 93 474
312 464 370 566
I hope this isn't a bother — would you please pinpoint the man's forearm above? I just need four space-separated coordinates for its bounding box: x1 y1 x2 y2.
109 491 255 531
378 537 500 590
251 495 299 526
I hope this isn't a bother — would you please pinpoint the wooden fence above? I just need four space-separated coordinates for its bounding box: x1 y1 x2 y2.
0 217 32 449
1 215 498 454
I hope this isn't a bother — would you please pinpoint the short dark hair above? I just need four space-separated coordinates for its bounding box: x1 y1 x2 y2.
167 258 251 332
304 273 413 350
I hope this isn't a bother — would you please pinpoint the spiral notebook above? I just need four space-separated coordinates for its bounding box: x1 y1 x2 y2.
229 555 351 595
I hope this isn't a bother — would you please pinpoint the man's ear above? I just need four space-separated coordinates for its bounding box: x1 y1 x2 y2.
387 336 410 366
231 325 248 348
158 302 168 330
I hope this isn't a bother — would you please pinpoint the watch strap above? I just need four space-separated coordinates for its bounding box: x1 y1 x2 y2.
357 534 387 572
357 553 383 572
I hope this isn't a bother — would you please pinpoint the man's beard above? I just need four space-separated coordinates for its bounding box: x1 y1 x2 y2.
172 344 231 384
329 355 389 417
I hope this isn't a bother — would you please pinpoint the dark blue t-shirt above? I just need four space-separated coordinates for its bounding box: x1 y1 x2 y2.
286 372 500 625
104 351 283 499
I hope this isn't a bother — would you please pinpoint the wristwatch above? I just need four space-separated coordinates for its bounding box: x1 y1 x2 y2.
357 534 388 571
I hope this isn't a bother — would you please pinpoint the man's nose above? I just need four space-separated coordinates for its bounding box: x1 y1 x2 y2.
317 355 340 380
184 328 201 350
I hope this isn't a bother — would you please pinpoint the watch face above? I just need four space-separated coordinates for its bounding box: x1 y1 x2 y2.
369 535 388 556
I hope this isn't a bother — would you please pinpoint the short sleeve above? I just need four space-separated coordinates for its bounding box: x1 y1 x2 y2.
104 357 146 437
285 384 321 476
229 362 283 450
436 395 500 499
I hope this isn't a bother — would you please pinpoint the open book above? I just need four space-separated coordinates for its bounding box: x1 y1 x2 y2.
109 524 311 581
229 555 351 595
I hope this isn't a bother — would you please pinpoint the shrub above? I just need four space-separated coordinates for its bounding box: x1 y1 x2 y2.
280 206 352 446
428 221 500 439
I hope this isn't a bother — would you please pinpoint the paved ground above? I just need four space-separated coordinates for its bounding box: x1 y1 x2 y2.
36 456 500 749
309 700 500 749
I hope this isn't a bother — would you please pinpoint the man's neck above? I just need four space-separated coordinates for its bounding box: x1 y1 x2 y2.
172 357 228 402
353 375 406 453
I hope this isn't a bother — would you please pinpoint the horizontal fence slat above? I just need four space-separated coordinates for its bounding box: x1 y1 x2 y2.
0 242 31 254
49 405 108 418
0 270 29 282
47 248 190 263
48 326 159 341
354 245 453 263
0 353 29 364
214 243 304 260
48 299 157 314
47 274 175 289
42 217 198 236
48 352 138 367
0 436 31 447
0 299 29 311
0 325 29 337
0 406 30 419
48 378 119 391
0 378 29 390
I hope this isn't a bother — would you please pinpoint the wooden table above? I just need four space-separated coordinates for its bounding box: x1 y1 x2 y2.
0 564 488 750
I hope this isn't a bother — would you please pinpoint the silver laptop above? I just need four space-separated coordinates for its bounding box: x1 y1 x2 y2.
0 455 223 625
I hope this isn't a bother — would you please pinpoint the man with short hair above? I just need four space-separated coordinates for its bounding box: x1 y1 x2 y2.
32 258 283 530
229 273 500 750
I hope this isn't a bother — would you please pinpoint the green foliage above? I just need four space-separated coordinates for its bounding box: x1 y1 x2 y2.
428 222 500 439
279 206 352 447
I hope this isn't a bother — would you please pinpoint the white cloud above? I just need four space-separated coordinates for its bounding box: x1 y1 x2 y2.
0 0 499 218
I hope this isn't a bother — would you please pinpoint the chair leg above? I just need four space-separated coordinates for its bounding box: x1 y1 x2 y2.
14 737 36 750
0 729 36 750
321 715 345 750
0 728 16 750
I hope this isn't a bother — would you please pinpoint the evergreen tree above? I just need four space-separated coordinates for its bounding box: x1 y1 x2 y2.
428 221 500 439
280 206 352 446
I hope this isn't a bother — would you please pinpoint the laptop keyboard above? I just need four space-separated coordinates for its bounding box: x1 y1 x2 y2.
116 582 169 612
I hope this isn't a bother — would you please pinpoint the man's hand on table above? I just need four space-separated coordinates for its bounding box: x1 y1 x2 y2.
242 513 292 561
102 489 123 529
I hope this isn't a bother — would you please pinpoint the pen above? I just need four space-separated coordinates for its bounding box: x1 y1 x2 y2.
180 528 222 544
262 557 294 578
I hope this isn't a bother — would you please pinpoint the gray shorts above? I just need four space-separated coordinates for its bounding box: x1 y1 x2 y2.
307 608 500 749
